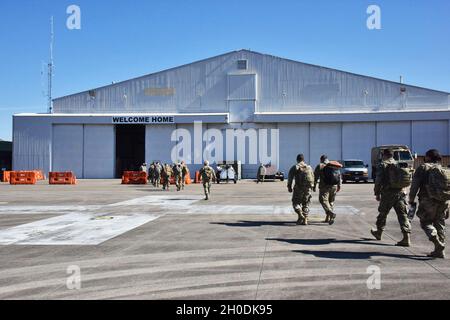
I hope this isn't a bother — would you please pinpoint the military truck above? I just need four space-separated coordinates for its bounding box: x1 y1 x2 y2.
371 145 415 180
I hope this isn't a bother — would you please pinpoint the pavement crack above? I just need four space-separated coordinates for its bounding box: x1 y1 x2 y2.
254 228 270 300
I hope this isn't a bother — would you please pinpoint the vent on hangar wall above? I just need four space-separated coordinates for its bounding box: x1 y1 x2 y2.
237 60 248 70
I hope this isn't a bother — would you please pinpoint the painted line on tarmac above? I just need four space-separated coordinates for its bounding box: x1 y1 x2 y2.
0 195 361 246
0 205 102 215
0 212 160 245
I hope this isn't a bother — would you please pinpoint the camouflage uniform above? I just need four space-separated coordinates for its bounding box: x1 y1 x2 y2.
409 163 448 257
287 161 314 225
173 164 182 191
199 165 215 200
148 164 155 184
257 165 266 184
373 158 411 236
181 162 189 190
314 163 340 222
153 163 162 188
162 164 173 191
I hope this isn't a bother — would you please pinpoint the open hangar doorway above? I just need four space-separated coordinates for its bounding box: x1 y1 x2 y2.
115 125 146 178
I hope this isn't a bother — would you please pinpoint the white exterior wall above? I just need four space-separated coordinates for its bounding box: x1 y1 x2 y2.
13 114 450 179
13 117 52 174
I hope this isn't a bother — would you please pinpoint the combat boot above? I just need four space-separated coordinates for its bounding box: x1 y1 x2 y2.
324 214 330 223
295 210 305 225
428 236 445 259
371 229 383 241
328 213 336 225
302 216 309 226
396 232 411 247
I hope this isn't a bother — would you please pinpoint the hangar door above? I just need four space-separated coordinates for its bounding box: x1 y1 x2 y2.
52 125 84 177
52 125 115 178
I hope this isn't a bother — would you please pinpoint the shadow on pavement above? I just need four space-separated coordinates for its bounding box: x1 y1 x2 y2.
267 237 394 247
293 249 429 261
210 220 330 227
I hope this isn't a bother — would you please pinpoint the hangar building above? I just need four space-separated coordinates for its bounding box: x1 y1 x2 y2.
13 50 450 178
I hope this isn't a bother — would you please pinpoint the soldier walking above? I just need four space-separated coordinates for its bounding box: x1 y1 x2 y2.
149 162 155 184
409 149 450 258
287 154 314 225
181 161 189 190
153 162 162 188
162 163 173 191
257 163 266 184
199 160 216 200
314 155 341 225
371 149 412 246
173 162 183 191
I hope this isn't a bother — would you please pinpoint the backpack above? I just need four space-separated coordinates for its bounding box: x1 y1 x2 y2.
172 164 181 176
323 165 341 186
426 165 450 202
295 164 314 189
201 166 214 182
386 163 412 189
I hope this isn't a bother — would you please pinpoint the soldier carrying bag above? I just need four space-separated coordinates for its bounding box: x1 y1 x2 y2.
323 163 341 186
426 164 450 202
386 162 412 189
201 167 214 182
295 164 314 189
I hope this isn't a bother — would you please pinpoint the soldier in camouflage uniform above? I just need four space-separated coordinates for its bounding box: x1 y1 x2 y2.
257 163 266 184
199 160 215 200
148 162 155 184
181 161 189 190
172 162 183 192
409 149 448 259
287 154 314 225
162 163 173 191
314 155 341 224
153 162 162 188
371 149 411 246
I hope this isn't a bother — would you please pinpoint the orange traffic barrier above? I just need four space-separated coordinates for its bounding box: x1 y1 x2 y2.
194 171 202 183
33 170 46 180
10 171 37 185
1 171 11 183
185 174 192 185
122 171 147 185
49 172 77 185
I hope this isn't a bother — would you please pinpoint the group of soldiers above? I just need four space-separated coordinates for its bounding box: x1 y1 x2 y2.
140 161 189 192
140 160 217 200
286 148 450 259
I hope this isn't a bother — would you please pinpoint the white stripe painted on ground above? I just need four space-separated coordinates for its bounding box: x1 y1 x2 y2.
0 195 361 246
0 212 159 245
109 195 203 207
0 205 102 214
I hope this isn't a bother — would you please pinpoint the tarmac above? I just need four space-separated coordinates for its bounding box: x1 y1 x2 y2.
0 179 449 300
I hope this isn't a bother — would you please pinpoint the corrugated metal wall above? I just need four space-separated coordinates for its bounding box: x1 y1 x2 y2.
53 50 449 115
13 116 450 179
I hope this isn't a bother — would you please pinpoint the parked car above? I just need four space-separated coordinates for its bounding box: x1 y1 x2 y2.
340 159 369 183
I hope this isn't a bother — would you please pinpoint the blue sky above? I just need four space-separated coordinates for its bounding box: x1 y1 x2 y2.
0 0 449 140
